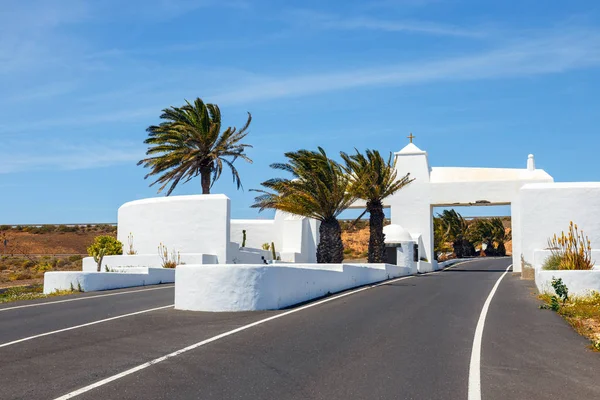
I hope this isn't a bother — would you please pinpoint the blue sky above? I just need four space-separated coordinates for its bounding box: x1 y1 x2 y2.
1 0 600 223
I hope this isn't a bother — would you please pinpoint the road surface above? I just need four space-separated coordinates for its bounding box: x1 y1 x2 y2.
0 258 598 400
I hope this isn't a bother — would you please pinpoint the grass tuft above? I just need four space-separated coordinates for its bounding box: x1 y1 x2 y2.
0 284 78 304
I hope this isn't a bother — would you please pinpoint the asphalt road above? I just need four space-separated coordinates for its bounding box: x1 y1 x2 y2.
0 259 598 400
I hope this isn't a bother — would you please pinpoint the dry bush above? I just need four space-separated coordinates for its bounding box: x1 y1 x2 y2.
547 221 593 270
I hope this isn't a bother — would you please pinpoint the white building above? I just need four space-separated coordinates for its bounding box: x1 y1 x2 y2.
350 141 554 272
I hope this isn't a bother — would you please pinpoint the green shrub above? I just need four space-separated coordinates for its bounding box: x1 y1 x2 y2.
552 277 569 304
88 236 123 271
37 263 53 273
87 236 123 257
542 253 563 270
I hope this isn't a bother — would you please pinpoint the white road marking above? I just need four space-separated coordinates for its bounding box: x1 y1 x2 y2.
53 274 418 399
468 264 512 400
54 260 480 399
0 305 173 349
0 285 174 312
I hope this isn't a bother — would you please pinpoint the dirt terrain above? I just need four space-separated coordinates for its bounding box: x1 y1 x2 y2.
0 225 116 255
0 225 116 286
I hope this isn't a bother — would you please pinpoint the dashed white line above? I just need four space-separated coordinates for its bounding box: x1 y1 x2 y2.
468 264 512 400
0 285 174 312
52 274 419 399
54 260 480 399
0 305 173 349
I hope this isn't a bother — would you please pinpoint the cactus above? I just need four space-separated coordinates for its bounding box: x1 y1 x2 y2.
271 242 276 260
93 247 106 272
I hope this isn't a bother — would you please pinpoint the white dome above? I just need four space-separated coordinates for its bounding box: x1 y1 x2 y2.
383 224 413 243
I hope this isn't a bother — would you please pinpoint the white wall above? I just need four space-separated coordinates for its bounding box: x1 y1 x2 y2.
174 263 411 312
82 254 218 272
395 241 418 274
43 268 174 294
117 194 230 263
230 219 279 250
231 211 319 263
516 183 600 273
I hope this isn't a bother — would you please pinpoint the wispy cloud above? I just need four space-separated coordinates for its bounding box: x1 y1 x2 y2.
0 107 160 134
287 10 482 37
211 29 600 104
0 140 142 173
4 27 599 135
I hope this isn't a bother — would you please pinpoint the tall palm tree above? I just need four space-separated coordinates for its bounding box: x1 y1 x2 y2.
138 98 252 195
341 149 413 263
252 148 355 263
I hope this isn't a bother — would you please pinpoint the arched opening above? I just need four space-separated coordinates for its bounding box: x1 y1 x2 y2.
432 204 512 262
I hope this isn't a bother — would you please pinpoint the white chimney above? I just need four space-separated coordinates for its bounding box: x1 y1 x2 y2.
527 154 535 171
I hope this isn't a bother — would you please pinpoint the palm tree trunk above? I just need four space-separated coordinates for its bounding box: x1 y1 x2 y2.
200 167 211 194
317 218 344 263
496 241 506 256
367 200 386 263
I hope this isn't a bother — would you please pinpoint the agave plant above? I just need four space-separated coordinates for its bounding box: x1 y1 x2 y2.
341 149 413 263
138 98 252 195
252 148 355 263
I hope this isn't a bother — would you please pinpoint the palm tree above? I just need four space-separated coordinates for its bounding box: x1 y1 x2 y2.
252 148 355 263
341 149 413 263
138 98 252 195
433 216 452 260
490 218 511 256
437 209 475 258
469 218 511 256
468 218 494 255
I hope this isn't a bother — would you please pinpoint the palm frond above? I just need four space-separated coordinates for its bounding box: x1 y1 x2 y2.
138 97 253 195
251 148 355 221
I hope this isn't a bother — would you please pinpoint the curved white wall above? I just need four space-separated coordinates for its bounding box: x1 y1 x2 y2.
174 263 411 312
117 194 230 263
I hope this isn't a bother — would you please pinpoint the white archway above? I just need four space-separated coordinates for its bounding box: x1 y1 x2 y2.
348 141 553 272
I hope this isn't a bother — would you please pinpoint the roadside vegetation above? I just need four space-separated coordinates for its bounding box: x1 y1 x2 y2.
0 284 79 304
540 278 600 351
542 221 593 270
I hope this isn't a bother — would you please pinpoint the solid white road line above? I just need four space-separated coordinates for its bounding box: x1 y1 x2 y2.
54 260 482 400
0 285 174 312
53 274 418 400
0 305 173 349
468 264 512 400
